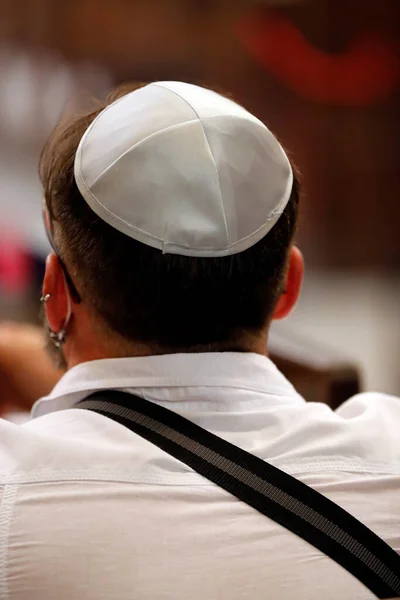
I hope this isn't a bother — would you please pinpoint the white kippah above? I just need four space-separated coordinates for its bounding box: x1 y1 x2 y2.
74 81 293 257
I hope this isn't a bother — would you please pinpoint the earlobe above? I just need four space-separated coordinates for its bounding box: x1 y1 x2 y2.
272 246 304 321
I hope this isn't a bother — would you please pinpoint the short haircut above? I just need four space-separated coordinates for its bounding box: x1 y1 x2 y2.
39 84 300 354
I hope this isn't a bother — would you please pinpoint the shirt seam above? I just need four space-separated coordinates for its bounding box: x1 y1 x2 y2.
1 460 399 486
0 485 19 600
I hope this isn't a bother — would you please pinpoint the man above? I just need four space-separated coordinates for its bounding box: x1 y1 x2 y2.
0 82 399 599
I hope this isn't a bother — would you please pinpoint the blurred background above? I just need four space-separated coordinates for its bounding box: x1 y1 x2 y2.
0 0 399 395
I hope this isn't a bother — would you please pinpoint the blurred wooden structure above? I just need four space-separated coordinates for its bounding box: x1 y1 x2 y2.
269 330 361 410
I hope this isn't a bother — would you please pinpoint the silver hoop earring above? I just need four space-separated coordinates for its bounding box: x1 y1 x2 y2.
40 292 67 347
49 328 67 348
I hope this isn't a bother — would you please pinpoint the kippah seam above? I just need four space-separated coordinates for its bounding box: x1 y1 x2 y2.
88 119 198 191
153 83 230 247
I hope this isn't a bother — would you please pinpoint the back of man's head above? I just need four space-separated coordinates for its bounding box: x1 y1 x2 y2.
39 82 300 356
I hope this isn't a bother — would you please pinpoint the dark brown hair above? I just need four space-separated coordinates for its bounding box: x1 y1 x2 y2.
39 83 300 353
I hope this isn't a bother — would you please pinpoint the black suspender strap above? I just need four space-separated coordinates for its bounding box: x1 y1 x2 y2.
76 391 400 599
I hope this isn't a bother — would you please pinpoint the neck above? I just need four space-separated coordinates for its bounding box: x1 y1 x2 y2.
63 322 269 371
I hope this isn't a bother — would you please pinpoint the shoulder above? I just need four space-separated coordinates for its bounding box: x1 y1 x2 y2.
0 408 163 486
336 391 400 419
0 417 37 478
0 411 92 482
334 391 400 463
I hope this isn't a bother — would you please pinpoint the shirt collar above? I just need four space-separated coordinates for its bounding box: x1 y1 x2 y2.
32 352 303 419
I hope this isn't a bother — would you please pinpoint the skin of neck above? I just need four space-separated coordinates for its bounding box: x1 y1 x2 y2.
61 304 270 371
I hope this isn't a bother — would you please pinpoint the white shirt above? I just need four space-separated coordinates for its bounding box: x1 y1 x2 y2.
0 353 399 600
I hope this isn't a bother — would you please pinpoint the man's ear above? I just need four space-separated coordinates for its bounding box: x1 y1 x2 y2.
42 254 70 332
272 245 304 321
